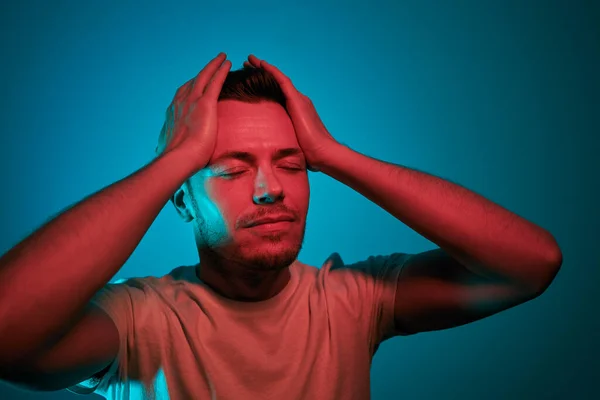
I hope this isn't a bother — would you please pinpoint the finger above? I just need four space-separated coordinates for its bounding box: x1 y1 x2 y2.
259 60 298 98
189 52 228 99
243 61 253 68
203 60 232 100
247 54 262 68
173 52 225 100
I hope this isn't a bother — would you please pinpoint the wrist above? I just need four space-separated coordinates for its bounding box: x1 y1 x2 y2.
156 146 206 182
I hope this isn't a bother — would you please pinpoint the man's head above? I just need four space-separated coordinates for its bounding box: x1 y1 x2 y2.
168 66 310 272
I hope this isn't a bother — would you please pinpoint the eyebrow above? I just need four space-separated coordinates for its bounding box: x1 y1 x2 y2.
211 147 304 164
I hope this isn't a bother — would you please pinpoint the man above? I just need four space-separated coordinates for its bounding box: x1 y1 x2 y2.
0 53 562 399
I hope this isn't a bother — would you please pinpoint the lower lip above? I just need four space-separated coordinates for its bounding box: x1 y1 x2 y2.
248 221 293 232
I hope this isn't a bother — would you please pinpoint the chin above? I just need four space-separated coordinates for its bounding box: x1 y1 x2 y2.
238 242 301 271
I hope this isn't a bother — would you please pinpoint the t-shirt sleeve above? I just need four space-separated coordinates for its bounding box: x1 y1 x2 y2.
327 252 414 353
66 277 154 396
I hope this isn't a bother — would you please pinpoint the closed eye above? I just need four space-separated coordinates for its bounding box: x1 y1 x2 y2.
220 167 304 178
220 171 245 178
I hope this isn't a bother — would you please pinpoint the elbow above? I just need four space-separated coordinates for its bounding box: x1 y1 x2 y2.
532 245 563 296
543 231 563 271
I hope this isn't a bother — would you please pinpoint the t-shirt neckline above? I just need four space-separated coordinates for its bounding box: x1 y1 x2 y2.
185 260 300 313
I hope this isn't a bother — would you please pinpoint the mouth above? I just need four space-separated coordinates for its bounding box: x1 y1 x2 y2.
246 220 293 232
245 216 295 228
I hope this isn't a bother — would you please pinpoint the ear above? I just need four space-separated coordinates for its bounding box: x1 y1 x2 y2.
171 184 194 223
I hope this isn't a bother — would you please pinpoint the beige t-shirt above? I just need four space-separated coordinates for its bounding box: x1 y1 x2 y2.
67 252 412 399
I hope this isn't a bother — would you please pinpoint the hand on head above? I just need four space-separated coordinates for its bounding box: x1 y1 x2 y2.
157 52 231 171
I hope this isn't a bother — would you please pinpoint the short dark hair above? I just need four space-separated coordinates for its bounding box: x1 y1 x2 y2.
156 66 286 155
218 65 286 107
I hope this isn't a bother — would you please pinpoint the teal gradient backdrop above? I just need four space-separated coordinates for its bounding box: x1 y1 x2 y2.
1 0 597 399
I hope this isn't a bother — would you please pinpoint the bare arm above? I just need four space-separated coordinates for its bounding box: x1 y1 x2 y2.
0 147 197 366
0 53 230 391
1 304 119 392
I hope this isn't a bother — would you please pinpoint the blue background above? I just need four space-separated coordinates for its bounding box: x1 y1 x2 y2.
1 0 598 398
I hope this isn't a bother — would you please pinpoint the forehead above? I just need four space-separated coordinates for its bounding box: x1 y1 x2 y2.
214 100 299 156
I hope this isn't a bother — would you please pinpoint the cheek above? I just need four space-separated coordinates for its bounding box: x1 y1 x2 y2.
206 184 249 225
204 179 243 204
193 195 226 226
289 181 310 215
189 181 235 224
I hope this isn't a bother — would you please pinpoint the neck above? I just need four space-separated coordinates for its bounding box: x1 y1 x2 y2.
195 249 292 302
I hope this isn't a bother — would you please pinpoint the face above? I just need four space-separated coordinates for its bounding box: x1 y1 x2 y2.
173 100 310 272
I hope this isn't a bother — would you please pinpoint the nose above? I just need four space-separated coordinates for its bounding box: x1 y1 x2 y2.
253 169 284 204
